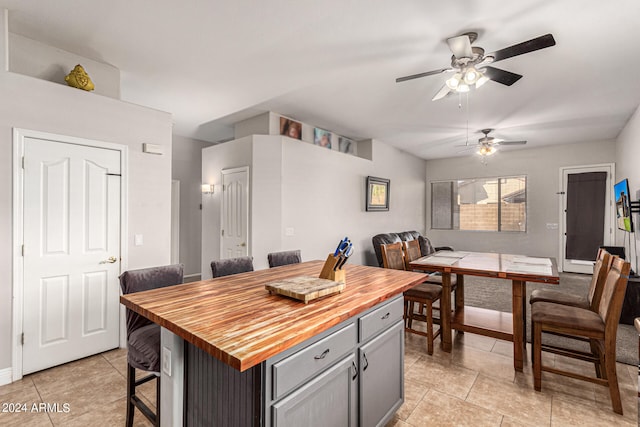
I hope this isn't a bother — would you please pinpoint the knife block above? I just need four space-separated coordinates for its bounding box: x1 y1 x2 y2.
319 254 346 284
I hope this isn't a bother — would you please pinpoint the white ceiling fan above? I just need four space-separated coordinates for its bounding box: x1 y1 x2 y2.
460 129 527 156
396 32 556 100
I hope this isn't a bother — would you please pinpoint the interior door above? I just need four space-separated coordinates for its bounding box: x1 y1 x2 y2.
561 165 614 274
221 167 249 259
23 137 121 374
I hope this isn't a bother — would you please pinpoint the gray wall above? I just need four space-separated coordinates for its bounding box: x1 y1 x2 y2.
202 135 426 274
0 29 173 372
425 140 616 258
615 105 640 272
172 135 213 277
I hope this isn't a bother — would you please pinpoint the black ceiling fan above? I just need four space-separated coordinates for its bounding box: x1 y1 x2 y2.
396 32 556 100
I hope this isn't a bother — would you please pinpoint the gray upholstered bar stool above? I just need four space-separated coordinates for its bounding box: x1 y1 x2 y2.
119 264 184 427
267 250 302 268
211 256 254 277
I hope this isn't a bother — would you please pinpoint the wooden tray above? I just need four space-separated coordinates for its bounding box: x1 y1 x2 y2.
265 275 345 304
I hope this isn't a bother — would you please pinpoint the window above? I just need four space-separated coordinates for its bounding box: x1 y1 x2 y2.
431 176 526 232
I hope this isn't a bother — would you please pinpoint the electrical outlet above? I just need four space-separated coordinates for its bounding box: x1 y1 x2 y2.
162 346 171 376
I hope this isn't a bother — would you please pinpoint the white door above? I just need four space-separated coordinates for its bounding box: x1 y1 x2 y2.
560 164 614 274
23 137 121 374
221 167 249 258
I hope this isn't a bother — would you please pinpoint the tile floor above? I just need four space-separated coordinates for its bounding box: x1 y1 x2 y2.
0 331 637 426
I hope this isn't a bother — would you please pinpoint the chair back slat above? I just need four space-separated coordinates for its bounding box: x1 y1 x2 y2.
587 248 613 310
402 240 422 270
597 257 630 345
381 242 405 271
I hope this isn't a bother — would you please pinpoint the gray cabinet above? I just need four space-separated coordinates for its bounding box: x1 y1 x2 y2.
272 354 358 427
266 295 405 427
359 320 404 427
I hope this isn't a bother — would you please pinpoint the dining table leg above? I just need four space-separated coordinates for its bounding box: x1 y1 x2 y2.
512 279 526 371
440 271 453 352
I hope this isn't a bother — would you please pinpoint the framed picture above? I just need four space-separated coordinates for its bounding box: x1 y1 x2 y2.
366 176 390 211
338 136 355 154
280 117 302 140
313 128 332 149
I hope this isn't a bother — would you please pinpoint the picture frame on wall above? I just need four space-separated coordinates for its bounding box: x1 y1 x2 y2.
280 117 302 140
313 128 332 149
366 176 390 211
338 136 355 154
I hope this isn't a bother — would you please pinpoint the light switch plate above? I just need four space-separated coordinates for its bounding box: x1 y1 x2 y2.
162 346 171 376
134 234 143 246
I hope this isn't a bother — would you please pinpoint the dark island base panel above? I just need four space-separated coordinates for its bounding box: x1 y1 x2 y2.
185 343 262 427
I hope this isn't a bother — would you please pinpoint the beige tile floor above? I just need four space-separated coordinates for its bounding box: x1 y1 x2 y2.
0 331 637 426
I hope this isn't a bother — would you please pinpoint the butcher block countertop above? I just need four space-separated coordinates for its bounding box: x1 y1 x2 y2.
120 260 427 372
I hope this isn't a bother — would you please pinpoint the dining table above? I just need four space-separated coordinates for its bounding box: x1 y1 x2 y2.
409 251 559 371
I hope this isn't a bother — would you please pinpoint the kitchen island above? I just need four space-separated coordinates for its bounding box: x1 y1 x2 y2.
120 260 427 427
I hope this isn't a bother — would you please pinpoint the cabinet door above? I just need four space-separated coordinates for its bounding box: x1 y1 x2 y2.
272 354 357 427
359 320 404 427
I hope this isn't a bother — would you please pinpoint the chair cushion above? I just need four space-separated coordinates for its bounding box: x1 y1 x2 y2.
424 273 457 287
529 289 589 308
404 283 443 300
531 301 605 337
127 323 161 372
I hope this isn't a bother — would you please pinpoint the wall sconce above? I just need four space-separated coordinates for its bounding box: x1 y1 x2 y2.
201 184 214 195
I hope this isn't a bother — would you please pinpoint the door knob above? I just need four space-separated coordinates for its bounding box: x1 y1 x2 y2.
239 242 246 247
100 256 118 264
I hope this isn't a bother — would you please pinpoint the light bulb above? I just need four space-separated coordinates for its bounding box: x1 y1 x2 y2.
478 145 496 156
463 67 478 84
446 73 461 89
457 83 470 93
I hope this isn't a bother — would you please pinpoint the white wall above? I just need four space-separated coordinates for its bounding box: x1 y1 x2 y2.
201 135 426 274
0 65 172 370
425 140 616 258
201 136 253 278
9 32 120 99
172 135 213 277
615 105 640 273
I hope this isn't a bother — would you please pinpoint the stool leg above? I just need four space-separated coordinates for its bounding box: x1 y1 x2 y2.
407 301 415 329
533 322 542 392
604 352 623 414
426 300 434 355
126 364 135 427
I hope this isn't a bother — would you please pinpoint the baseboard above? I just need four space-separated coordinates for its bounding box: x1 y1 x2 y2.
0 367 13 386
183 273 201 283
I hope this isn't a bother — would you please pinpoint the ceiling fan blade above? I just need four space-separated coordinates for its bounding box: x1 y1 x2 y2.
447 35 473 58
482 66 522 86
396 68 451 83
495 140 527 145
431 84 451 101
487 34 556 63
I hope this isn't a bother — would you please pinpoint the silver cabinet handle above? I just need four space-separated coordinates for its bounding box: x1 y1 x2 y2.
381 312 390 320
351 361 358 381
362 353 369 371
100 256 117 264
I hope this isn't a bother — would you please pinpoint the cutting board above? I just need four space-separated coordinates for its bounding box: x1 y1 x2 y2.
265 275 345 304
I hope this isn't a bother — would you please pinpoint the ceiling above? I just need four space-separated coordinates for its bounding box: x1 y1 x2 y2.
2 0 640 159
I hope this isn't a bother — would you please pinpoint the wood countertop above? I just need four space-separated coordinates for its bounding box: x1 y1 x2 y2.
120 260 427 372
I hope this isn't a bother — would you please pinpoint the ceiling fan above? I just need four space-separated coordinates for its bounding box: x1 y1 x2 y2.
396 32 556 100
462 129 527 156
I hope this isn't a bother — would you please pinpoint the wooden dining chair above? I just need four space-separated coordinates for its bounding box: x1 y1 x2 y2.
403 239 457 287
381 242 442 355
530 248 612 310
531 257 631 414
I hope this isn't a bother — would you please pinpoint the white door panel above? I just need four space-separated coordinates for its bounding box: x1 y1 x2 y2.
560 164 614 274
221 168 249 259
23 137 121 374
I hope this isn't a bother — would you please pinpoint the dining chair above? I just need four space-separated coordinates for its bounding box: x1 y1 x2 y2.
267 250 302 268
119 263 184 427
530 248 612 310
381 242 442 355
531 257 630 414
210 256 254 277
403 239 457 287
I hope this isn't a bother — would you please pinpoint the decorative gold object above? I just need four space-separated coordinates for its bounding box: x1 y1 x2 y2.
65 64 95 91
